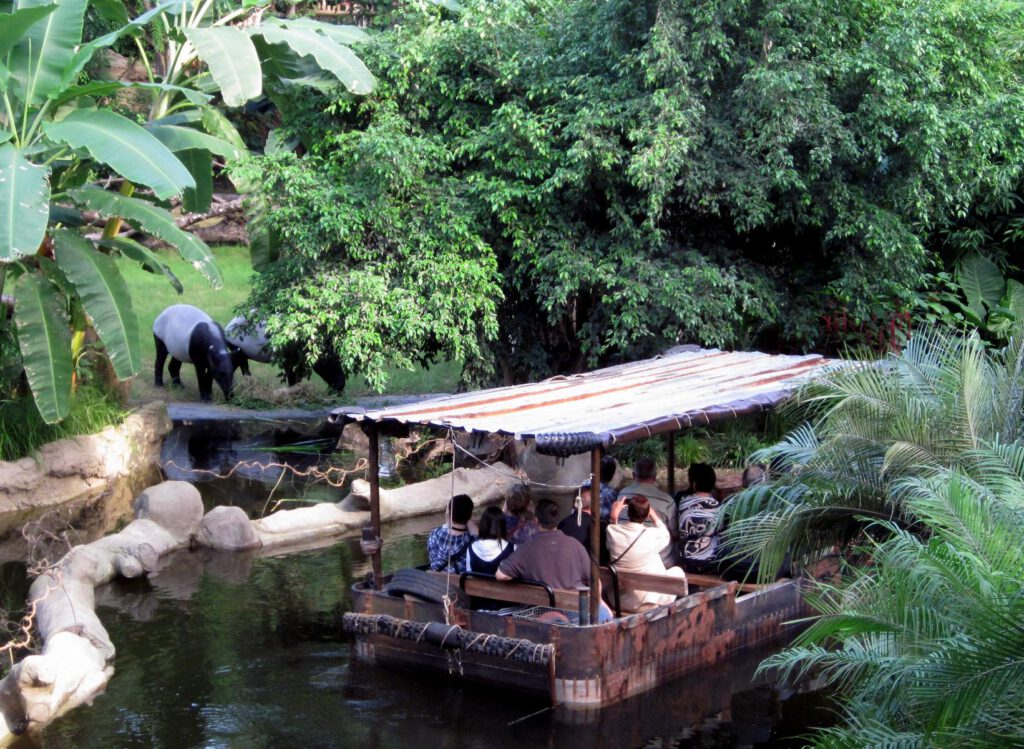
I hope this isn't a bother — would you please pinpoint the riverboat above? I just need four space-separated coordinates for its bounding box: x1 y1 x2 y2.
331 348 837 710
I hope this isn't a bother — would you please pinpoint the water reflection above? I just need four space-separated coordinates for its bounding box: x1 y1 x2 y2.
21 517 827 749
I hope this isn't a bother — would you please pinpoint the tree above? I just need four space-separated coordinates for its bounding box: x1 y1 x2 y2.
0 0 374 422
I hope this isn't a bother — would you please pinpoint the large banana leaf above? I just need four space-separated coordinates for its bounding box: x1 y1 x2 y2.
0 4 56 58
253 23 375 95
45 110 195 200
0 143 50 260
9 0 87 105
178 148 212 213
262 16 369 45
147 124 243 160
99 236 183 293
53 229 140 379
182 27 262 108
14 269 72 424
69 186 223 289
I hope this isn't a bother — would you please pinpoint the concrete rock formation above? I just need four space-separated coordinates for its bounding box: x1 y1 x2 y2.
197 506 260 551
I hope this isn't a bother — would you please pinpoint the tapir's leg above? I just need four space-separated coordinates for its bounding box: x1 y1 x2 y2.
168 358 183 386
154 335 168 387
196 364 213 402
313 357 346 394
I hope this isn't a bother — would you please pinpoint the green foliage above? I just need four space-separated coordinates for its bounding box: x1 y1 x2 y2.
245 0 1024 386
0 384 126 461
609 437 665 470
0 0 376 422
705 421 771 469
764 456 1024 747
724 323 1024 581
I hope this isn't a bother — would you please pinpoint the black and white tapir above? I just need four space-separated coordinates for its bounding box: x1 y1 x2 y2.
224 315 347 394
153 304 235 402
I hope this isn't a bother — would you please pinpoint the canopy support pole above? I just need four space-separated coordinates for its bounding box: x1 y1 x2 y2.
666 431 676 497
367 423 383 590
589 446 601 623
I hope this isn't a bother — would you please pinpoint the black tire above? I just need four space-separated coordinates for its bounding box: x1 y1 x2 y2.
386 568 464 606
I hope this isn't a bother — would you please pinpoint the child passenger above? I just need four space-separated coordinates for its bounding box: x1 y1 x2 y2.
467 506 514 574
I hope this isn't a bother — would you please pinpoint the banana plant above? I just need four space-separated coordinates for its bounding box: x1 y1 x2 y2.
0 0 375 423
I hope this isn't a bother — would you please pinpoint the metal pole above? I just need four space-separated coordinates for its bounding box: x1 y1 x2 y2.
589 447 601 623
367 424 383 590
666 430 676 498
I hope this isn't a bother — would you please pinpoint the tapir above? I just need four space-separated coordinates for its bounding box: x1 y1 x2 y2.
224 315 346 393
152 304 235 402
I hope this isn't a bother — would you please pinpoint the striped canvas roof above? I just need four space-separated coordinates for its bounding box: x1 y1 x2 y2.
329 348 838 449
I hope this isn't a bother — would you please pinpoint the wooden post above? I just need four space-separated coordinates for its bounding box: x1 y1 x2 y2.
666 430 676 498
589 447 601 623
367 423 383 590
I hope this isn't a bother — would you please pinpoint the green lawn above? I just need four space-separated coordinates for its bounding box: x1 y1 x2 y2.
123 246 461 407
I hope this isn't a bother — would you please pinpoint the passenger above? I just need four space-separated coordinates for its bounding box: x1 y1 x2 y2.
678 463 721 573
596 455 619 521
558 483 609 564
503 484 540 547
616 456 679 566
427 494 476 573
606 495 686 612
466 506 514 574
497 499 613 622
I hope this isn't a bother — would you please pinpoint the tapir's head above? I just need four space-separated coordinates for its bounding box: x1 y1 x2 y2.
207 325 235 400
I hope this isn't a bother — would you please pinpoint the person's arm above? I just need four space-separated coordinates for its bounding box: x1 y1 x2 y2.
610 498 627 524
495 568 512 581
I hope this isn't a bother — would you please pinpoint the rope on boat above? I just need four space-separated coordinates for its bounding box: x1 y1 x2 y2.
342 613 555 666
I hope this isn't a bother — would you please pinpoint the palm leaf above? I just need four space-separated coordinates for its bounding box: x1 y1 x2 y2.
68 186 222 288
53 229 140 379
45 110 194 200
0 143 50 260
14 268 71 423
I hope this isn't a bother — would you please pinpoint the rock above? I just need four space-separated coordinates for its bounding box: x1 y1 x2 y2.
196 506 261 551
132 481 204 544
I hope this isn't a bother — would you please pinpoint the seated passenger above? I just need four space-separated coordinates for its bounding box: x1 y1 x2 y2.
427 494 476 573
617 456 678 566
497 499 613 622
678 463 722 573
558 484 609 564
606 495 686 612
467 506 514 574
503 484 540 547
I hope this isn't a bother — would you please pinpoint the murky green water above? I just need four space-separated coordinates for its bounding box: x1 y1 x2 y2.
6 423 830 748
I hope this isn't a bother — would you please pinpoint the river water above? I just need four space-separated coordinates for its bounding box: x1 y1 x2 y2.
5 421 829 749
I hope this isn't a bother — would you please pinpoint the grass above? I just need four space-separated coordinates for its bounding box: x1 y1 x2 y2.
0 385 127 461
121 245 461 408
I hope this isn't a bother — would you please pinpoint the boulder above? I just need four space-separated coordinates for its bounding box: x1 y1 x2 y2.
196 506 261 551
132 481 203 543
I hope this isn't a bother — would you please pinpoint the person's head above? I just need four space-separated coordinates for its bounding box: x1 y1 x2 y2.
742 463 767 488
625 495 651 523
687 463 716 493
535 498 561 529
506 484 532 517
450 494 474 525
600 455 617 484
633 456 657 482
477 506 507 541
577 483 595 514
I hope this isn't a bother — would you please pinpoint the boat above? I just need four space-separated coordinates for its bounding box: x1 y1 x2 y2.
330 348 837 711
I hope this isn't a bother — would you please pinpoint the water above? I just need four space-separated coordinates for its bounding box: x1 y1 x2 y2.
7 423 831 748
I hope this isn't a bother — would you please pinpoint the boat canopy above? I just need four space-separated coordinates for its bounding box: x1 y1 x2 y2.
329 348 838 456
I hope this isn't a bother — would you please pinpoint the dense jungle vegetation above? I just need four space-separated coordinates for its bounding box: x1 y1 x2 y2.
241 0 1024 387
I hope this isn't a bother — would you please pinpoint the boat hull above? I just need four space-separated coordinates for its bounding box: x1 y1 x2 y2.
346 577 806 710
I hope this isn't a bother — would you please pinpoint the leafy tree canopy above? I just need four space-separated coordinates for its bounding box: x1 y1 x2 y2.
244 0 1024 387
